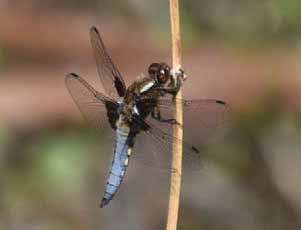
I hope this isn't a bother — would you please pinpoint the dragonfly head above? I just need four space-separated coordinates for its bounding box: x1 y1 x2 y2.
148 62 171 84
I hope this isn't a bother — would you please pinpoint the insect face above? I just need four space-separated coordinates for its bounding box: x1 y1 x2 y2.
148 62 171 84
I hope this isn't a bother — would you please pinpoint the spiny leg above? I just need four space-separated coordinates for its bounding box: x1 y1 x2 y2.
151 105 180 125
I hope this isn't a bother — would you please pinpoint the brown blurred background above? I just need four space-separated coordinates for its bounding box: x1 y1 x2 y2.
0 1 301 229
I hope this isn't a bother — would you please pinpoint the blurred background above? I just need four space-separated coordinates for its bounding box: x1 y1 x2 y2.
1 0 301 229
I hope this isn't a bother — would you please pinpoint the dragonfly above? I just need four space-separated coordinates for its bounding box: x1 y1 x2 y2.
65 26 228 208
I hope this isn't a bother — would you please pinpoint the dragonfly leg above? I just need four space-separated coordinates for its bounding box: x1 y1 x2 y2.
151 105 180 125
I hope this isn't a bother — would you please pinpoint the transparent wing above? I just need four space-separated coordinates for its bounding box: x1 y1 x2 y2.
90 26 127 99
157 98 229 145
132 97 229 171
131 115 203 171
65 73 119 130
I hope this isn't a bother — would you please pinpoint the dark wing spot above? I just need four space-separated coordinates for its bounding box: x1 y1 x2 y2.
191 146 200 154
69 73 79 78
216 100 226 105
91 26 99 35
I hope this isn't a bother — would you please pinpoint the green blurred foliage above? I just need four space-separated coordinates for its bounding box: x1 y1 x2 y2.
182 0 301 44
31 132 90 191
104 0 301 45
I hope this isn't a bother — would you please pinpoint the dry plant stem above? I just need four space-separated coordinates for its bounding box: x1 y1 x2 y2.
166 0 183 230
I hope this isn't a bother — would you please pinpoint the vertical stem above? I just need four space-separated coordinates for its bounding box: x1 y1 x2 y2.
166 0 183 230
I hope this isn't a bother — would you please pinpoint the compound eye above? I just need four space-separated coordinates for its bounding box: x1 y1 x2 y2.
160 69 165 75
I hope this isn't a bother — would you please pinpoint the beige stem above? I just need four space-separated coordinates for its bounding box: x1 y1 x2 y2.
166 0 183 230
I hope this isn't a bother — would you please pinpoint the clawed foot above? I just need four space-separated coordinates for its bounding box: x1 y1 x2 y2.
169 119 181 125
169 67 187 98
170 68 187 82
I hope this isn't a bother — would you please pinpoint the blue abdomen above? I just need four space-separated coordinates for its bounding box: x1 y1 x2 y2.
100 124 133 208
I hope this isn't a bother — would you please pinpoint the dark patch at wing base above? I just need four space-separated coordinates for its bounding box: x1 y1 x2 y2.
114 76 126 97
65 73 118 131
105 101 119 130
215 100 226 105
90 26 127 99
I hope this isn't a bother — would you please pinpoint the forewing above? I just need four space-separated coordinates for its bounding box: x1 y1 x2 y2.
65 73 119 130
90 26 126 99
157 98 229 146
